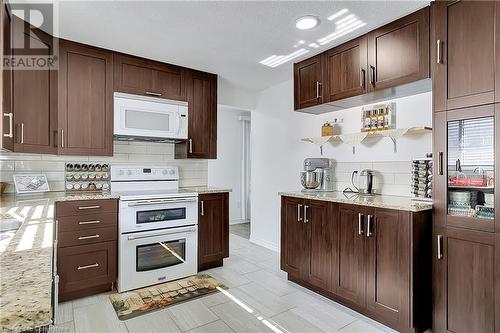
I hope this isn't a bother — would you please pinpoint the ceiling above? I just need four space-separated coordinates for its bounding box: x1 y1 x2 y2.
24 1 430 93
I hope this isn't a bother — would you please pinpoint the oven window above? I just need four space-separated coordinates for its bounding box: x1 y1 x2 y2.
136 239 186 272
136 208 186 224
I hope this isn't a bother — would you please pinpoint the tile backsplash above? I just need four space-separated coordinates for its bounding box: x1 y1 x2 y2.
0 141 207 193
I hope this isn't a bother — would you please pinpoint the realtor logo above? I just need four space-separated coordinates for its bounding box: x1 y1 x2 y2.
3 1 59 70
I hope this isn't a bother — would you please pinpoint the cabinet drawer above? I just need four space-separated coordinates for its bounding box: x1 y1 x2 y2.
59 226 117 247
56 199 117 217
57 212 117 232
58 241 117 294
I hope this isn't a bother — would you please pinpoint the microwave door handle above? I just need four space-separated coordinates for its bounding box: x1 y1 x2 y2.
127 226 197 240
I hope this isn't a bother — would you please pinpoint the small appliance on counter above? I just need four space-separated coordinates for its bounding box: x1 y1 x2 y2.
300 158 334 192
411 154 433 202
344 169 374 195
64 162 110 192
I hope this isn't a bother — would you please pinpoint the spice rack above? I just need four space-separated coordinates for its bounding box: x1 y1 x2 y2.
65 162 110 192
361 102 396 132
411 156 432 202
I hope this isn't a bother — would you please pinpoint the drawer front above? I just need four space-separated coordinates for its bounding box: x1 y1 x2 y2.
57 212 117 232
59 225 117 247
56 199 117 217
58 241 117 293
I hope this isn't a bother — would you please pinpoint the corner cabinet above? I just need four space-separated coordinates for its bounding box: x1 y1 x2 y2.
57 40 114 156
280 197 432 333
197 192 229 271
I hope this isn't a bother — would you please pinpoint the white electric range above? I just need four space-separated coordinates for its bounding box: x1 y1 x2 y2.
110 165 198 292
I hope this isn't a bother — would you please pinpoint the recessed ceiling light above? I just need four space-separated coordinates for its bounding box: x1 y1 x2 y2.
295 15 319 30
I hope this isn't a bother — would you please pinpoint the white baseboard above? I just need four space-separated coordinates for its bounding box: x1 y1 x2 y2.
230 218 250 225
249 236 280 253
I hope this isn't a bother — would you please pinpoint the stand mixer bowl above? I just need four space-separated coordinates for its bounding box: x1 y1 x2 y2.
301 170 323 189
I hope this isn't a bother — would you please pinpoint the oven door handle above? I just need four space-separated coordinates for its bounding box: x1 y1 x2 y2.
127 226 197 240
127 198 197 207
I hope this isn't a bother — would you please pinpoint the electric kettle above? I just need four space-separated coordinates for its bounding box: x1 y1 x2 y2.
351 169 374 195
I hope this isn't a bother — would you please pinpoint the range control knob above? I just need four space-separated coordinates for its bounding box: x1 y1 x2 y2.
162 169 168 175
169 169 175 175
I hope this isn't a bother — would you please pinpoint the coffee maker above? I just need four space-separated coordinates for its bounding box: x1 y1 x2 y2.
301 158 335 192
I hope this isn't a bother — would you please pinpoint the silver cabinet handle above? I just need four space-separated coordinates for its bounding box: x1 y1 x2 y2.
78 220 101 225
61 129 64 148
189 138 193 154
20 122 24 144
366 215 373 237
78 205 101 210
438 152 444 175
200 201 205 216
127 226 197 240
303 205 309 223
297 204 303 222
315 81 322 99
145 91 162 97
77 263 99 270
370 66 376 85
436 39 442 64
359 69 365 88
358 213 364 235
437 234 443 260
78 234 100 240
3 113 13 138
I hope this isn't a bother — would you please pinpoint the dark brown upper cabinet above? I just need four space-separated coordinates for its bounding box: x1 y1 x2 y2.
324 36 368 102
114 53 186 101
1 2 13 152
294 54 324 110
11 16 57 154
432 1 499 111
58 40 113 156
175 70 217 159
367 7 429 92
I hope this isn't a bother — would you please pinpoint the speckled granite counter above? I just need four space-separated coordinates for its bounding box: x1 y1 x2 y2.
279 191 432 212
180 186 232 194
0 191 118 332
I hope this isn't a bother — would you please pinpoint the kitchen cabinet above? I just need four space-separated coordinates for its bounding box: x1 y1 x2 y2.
1 1 12 151
56 199 118 301
432 1 499 111
114 53 186 101
175 70 217 159
57 40 113 156
324 36 368 102
294 54 324 110
11 17 57 154
281 197 432 333
197 192 229 271
367 7 429 92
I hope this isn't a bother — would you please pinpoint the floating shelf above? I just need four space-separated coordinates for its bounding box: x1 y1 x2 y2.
301 127 432 154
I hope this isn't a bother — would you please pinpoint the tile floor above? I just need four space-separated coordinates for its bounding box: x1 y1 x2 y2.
51 234 396 333
229 223 250 239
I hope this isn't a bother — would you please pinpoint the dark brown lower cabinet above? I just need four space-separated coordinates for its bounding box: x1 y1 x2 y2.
433 227 497 333
281 197 432 333
197 192 229 271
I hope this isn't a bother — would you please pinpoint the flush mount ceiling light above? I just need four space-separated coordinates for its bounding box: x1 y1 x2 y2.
295 15 319 30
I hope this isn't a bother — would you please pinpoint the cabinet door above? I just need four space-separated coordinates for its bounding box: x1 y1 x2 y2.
198 193 228 269
114 54 185 101
11 18 56 154
433 111 447 228
334 204 365 306
432 1 497 111
324 36 367 102
433 227 495 333
294 55 323 110
306 200 334 291
366 209 409 329
1 3 13 151
175 70 217 159
58 40 113 156
280 196 309 279
367 7 429 92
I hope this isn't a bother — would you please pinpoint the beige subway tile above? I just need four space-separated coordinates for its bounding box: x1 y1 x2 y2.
15 161 65 171
0 152 42 160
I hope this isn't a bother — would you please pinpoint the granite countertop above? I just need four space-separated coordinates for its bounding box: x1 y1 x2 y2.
279 191 432 212
180 186 232 194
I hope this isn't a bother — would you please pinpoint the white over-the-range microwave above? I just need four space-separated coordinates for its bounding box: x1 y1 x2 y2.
114 92 188 142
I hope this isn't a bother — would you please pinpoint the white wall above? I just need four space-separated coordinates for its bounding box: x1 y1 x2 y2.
208 106 251 224
250 79 432 251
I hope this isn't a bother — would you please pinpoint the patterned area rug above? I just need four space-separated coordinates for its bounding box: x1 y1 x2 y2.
109 274 226 320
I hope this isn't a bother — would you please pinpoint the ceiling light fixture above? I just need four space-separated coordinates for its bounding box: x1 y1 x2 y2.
260 48 310 68
295 15 319 30
327 8 349 21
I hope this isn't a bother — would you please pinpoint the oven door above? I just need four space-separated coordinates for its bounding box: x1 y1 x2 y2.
118 225 198 292
119 197 198 233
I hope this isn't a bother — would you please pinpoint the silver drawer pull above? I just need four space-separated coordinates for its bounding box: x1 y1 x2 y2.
145 91 162 97
78 205 101 210
3 113 13 138
78 220 101 225
77 263 99 270
78 234 100 240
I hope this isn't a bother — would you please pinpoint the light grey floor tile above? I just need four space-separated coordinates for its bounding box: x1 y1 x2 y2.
338 319 396 333
125 309 181 333
200 291 232 308
168 300 218 331
211 301 272 333
56 301 74 324
229 223 250 239
223 255 261 274
271 310 325 333
71 293 109 309
243 270 298 297
234 282 294 317
187 320 235 333
49 321 75 333
229 234 247 251
73 299 128 333
290 303 357 333
205 266 251 288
